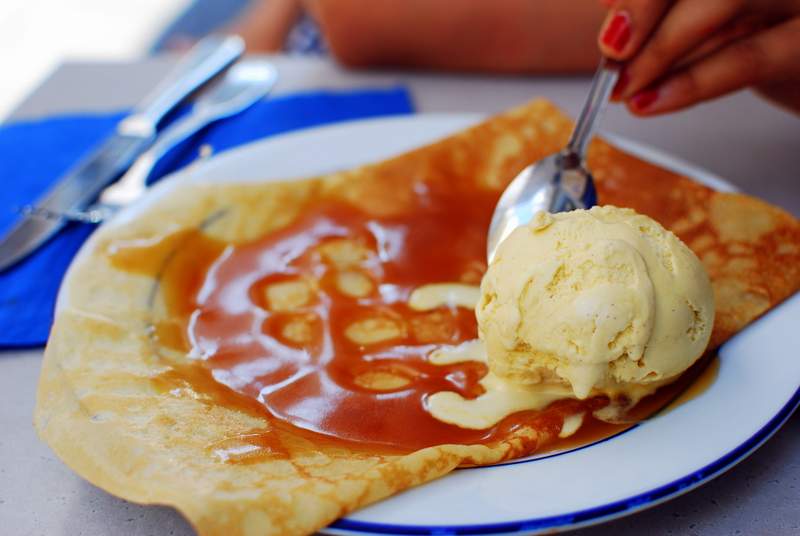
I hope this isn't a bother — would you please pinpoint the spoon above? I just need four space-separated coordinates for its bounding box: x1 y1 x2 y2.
36 59 278 224
486 59 620 263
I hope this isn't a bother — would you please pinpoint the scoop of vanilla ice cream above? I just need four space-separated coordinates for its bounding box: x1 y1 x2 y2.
476 206 714 400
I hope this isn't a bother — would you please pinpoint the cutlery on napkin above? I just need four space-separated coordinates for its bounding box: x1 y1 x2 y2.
0 34 245 273
48 58 279 224
0 86 414 347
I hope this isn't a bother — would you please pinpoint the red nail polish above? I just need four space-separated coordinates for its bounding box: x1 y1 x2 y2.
612 68 629 100
631 89 659 111
601 11 632 53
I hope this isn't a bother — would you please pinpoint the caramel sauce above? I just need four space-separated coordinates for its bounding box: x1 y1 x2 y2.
207 431 290 463
149 361 269 421
108 229 227 319
535 354 719 457
656 354 720 415
153 320 188 352
108 162 720 457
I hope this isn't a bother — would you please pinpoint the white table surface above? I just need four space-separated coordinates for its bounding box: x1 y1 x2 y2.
2 54 799 536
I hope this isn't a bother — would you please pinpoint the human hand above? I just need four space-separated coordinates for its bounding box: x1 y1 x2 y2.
304 0 605 73
597 0 800 115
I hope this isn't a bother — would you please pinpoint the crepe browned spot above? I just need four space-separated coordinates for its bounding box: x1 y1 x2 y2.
35 99 800 536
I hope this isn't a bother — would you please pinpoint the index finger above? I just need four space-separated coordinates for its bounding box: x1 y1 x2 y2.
598 0 672 60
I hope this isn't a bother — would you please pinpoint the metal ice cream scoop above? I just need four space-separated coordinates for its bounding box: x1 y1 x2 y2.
486 59 619 263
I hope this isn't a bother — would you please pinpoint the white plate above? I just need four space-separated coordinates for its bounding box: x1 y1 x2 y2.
97 114 800 535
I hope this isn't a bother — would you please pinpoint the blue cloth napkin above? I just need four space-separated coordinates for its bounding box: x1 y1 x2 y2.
0 87 414 348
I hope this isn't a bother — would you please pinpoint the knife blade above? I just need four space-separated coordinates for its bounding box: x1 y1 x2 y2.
0 34 245 273
89 59 279 219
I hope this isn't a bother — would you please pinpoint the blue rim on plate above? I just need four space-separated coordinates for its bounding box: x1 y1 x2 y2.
330 385 800 534
313 122 794 536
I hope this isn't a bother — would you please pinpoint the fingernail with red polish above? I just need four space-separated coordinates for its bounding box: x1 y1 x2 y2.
601 11 632 53
612 68 629 100
630 89 659 111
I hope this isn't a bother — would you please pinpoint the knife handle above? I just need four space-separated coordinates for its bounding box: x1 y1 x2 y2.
120 35 245 137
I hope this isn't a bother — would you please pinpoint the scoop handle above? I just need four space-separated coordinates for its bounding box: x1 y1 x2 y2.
566 58 620 160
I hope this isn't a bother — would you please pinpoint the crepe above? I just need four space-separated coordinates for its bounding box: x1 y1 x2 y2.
35 99 800 536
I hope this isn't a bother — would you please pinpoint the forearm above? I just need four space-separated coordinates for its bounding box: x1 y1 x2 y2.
232 0 303 51
306 0 605 73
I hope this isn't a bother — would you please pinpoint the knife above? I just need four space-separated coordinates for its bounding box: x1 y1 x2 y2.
63 59 279 224
0 34 245 273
